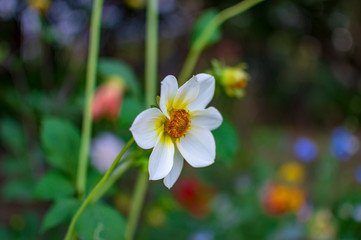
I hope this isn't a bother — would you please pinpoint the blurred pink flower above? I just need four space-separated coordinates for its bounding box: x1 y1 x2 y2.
92 77 125 121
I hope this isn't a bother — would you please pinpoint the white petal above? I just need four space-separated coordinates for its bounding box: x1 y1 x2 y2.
173 76 200 110
163 148 183 189
149 133 174 180
159 75 178 118
191 107 223 130
176 125 215 168
188 73 215 111
130 108 164 149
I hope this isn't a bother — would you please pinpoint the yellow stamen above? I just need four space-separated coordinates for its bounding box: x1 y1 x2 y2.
164 109 190 139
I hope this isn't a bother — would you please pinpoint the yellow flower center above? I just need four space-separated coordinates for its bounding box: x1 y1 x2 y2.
164 109 190 139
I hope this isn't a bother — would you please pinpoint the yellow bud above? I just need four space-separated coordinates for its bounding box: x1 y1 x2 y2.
221 66 250 98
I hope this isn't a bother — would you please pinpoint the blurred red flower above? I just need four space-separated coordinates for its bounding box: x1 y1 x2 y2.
173 178 215 218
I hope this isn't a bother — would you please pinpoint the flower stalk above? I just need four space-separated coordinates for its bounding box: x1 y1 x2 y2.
64 138 134 240
90 160 133 203
126 0 158 239
76 0 104 198
178 0 264 84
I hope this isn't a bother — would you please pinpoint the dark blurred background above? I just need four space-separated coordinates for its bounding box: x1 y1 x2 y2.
1 0 361 239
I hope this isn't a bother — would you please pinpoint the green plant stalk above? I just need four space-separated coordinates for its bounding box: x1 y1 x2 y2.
126 0 158 239
64 138 134 240
76 0 104 198
126 170 148 240
91 160 133 203
178 0 264 84
144 0 158 107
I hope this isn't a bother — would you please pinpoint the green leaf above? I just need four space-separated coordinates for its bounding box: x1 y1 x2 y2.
213 119 239 165
0 226 8 240
34 171 75 200
41 198 79 232
76 203 126 240
191 9 221 46
0 118 26 154
118 97 144 131
1 156 27 176
1 180 33 201
98 58 141 98
40 117 80 176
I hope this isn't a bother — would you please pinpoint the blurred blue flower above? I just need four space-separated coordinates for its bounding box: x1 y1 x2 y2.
0 0 18 19
293 137 318 162
21 9 41 37
189 229 214 240
270 224 304 240
354 166 361 184
353 204 361 222
48 1 87 45
330 127 359 161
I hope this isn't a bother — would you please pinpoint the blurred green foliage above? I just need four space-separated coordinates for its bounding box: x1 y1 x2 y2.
0 0 361 239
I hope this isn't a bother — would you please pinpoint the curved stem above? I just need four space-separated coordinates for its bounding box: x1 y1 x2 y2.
91 160 133 203
126 0 158 239
178 0 264 84
64 138 134 240
76 0 104 198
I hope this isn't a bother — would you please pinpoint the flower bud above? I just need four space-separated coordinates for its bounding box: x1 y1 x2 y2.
92 76 125 121
220 65 250 98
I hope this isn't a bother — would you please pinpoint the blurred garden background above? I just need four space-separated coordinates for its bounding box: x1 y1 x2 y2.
1 0 361 239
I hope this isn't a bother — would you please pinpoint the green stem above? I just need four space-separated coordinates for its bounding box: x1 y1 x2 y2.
126 171 148 240
145 0 159 107
76 0 104 198
126 0 158 239
91 160 133 203
178 0 264 84
64 138 134 240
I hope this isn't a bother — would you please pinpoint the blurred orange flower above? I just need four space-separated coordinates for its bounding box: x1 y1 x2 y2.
173 178 215 218
92 76 125 121
261 182 305 216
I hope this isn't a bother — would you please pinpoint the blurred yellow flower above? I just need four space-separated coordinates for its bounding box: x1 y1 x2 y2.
124 0 146 9
146 206 166 227
308 209 337 240
277 161 305 184
28 0 51 14
221 65 250 98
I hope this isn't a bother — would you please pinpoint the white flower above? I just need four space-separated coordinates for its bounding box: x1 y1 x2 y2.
130 74 223 188
90 132 127 173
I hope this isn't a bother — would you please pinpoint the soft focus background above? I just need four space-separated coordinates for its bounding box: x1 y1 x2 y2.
1 0 361 239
